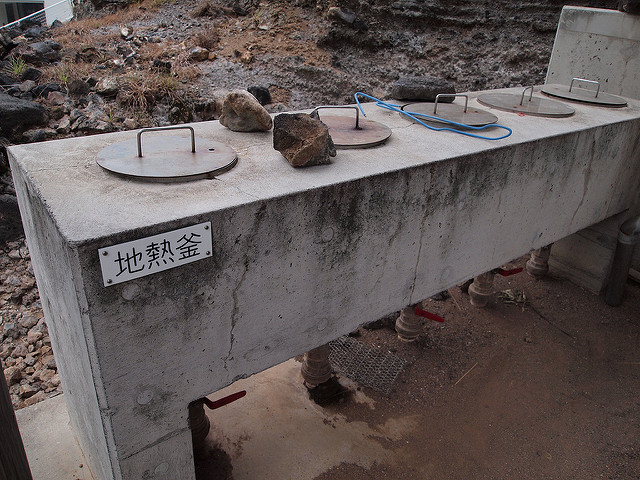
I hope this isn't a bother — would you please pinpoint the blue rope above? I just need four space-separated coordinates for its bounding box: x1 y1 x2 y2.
354 92 512 141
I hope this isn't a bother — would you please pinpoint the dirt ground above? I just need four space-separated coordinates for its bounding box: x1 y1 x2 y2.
196 257 640 480
303 263 640 480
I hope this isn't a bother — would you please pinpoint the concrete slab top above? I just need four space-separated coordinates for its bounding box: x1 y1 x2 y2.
8 86 640 244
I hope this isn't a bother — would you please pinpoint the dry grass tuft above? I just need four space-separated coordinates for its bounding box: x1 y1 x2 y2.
40 61 94 86
118 72 180 111
193 27 220 50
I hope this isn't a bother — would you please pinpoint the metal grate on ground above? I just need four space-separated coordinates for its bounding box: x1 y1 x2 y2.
329 335 406 395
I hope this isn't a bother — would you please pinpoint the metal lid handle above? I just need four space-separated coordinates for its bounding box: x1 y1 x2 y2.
136 126 196 158
569 78 600 98
310 105 360 129
434 94 469 114
520 86 534 105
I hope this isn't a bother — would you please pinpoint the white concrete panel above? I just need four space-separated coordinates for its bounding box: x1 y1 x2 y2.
546 6 640 99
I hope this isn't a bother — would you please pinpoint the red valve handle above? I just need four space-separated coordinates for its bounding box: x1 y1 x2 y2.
493 267 523 277
414 306 445 323
202 390 246 410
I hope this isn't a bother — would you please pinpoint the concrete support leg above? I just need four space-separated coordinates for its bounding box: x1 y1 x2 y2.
301 344 332 388
526 244 553 278
468 272 495 307
395 306 422 342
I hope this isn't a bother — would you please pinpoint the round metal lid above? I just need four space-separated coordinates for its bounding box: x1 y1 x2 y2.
402 102 498 127
477 91 575 118
97 126 238 182
322 115 392 148
311 106 391 148
541 84 627 107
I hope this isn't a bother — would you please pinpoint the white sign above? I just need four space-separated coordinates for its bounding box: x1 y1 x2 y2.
98 222 212 287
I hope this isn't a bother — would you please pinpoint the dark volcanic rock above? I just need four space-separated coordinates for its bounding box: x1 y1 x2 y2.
0 72 17 87
10 41 62 66
273 113 336 167
247 86 271 105
0 93 48 134
0 194 23 243
391 76 456 101
20 68 42 82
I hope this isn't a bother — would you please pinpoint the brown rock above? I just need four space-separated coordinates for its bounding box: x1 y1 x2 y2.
273 113 336 167
4 365 21 385
42 354 56 370
24 390 46 407
219 90 272 132
47 91 66 106
19 383 38 398
188 46 210 62
26 328 42 344
19 313 39 329
11 343 28 358
36 368 55 382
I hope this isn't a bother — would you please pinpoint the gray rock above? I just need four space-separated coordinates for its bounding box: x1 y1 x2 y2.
328 7 357 24
120 25 134 39
391 76 456 101
219 90 272 132
273 113 336 167
18 80 36 92
0 93 48 133
123 118 137 130
96 77 120 96
2 322 18 339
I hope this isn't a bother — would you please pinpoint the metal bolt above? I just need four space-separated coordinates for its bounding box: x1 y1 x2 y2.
206 251 211 255
204 225 209 230
102 251 108 256
107 279 113 284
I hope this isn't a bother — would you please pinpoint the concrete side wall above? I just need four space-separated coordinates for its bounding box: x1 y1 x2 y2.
71 118 640 475
546 6 640 99
546 6 640 283
9 163 115 480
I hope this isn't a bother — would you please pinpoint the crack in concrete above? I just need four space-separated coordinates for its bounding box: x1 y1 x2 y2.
409 202 432 305
224 204 267 370
224 260 249 371
569 138 595 227
213 178 260 200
